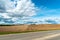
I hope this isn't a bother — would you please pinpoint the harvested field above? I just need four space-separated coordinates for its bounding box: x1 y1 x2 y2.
0 24 60 32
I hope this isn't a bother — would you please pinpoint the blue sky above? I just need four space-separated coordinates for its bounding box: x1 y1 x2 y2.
31 0 60 18
32 0 60 9
0 0 60 24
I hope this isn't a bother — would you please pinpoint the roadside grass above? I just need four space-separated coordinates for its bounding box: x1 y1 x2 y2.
0 31 45 35
0 29 60 35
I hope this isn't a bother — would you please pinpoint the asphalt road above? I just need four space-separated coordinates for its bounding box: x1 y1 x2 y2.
0 30 60 40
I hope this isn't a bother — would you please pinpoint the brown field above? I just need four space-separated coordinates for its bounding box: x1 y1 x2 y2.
0 24 60 32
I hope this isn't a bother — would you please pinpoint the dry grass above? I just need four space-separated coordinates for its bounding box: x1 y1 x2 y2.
0 24 60 32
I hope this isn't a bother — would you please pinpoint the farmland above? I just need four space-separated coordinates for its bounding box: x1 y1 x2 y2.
0 24 60 33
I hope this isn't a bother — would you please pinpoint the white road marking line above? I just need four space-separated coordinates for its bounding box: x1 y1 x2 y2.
33 33 60 40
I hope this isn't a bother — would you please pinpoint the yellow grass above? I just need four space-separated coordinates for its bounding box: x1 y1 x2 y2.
0 24 60 32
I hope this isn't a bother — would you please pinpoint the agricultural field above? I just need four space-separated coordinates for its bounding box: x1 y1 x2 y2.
0 24 60 34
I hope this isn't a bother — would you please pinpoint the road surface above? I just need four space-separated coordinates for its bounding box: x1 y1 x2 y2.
0 30 60 40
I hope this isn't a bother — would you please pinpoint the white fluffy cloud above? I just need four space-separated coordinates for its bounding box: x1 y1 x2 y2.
0 0 60 24
6 0 37 17
21 17 60 24
0 0 38 24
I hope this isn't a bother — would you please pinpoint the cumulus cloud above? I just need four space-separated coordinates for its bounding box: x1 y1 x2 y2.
0 0 60 24
7 0 37 17
0 0 38 24
21 17 60 24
